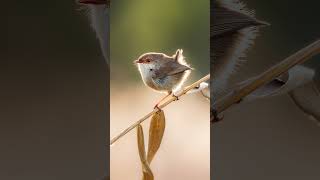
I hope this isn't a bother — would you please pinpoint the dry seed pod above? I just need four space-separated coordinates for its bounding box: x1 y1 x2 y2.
289 81 320 124
136 125 154 180
241 65 315 100
187 82 210 100
238 65 320 124
147 110 166 164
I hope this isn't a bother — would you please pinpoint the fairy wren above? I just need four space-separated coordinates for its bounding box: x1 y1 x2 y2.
134 49 192 108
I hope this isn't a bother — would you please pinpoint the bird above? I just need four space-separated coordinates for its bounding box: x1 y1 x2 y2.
78 0 110 65
134 49 192 109
210 0 269 121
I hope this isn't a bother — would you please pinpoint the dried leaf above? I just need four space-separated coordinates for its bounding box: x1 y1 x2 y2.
136 125 154 180
142 170 154 180
147 110 166 164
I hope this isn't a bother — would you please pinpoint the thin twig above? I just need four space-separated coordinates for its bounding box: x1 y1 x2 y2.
110 74 210 145
212 39 320 122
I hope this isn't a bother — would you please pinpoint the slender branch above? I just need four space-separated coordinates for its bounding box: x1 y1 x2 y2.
110 74 210 145
212 39 320 122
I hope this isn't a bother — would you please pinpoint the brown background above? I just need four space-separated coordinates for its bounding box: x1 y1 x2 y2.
2 1 108 179
212 0 320 179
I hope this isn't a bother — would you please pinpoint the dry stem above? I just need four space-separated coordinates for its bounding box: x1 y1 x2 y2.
212 39 320 121
110 74 210 145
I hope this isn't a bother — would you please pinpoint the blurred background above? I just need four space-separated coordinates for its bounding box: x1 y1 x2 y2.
110 0 210 179
5 0 319 179
2 1 107 179
212 0 320 179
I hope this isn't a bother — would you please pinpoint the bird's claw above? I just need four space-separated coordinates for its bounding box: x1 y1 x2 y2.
172 94 179 101
153 104 162 111
172 93 179 101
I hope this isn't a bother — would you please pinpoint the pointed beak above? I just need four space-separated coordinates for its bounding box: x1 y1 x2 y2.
134 59 142 64
78 0 108 4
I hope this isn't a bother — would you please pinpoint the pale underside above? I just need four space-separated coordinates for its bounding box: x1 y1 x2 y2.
138 60 191 94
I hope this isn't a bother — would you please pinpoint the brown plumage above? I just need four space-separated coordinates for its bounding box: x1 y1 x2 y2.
134 49 192 94
211 0 269 121
134 49 192 108
211 0 268 95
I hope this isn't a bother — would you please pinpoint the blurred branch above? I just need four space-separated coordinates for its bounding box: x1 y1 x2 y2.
212 39 320 122
110 74 210 145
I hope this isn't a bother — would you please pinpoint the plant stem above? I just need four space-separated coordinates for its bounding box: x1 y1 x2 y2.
212 39 320 122
110 74 210 145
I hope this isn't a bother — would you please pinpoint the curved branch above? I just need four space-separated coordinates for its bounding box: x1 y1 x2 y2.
110 74 210 145
212 39 320 122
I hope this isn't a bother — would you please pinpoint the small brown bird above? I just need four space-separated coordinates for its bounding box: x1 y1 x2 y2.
134 49 192 108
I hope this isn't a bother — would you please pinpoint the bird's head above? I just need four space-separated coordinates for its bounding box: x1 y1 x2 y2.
134 49 185 66
134 53 167 66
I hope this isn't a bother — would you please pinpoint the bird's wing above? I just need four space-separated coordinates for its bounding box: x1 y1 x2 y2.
211 0 265 37
154 62 191 79
211 0 268 94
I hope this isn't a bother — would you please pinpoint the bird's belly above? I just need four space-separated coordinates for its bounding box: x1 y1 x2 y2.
152 74 183 92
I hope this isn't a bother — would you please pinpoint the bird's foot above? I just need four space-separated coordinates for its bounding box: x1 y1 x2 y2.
172 93 179 101
153 104 162 111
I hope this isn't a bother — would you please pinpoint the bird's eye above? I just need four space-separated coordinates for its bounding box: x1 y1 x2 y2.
149 69 153 71
146 59 151 63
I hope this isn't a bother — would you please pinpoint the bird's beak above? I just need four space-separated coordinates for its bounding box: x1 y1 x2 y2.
134 59 142 64
78 0 108 4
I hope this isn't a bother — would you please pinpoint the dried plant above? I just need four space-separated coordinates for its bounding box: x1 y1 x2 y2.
110 74 210 145
135 110 166 180
147 110 166 164
212 39 320 122
210 0 320 123
111 74 209 179
137 124 154 180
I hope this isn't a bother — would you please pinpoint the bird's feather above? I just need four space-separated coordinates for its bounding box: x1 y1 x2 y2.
154 61 191 79
211 0 267 95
